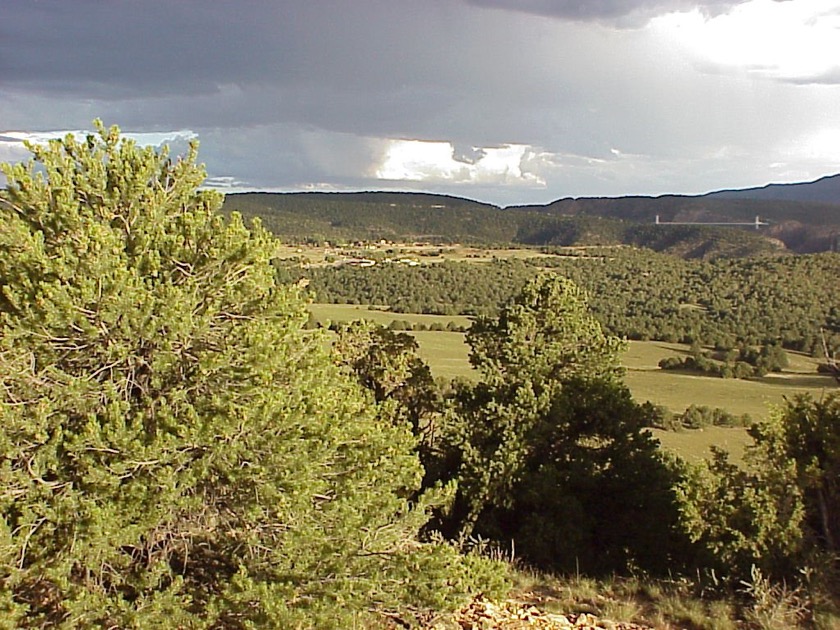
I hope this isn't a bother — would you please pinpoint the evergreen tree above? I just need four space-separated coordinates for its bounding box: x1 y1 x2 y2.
677 393 840 581
434 274 684 573
465 274 624 392
332 320 440 439
0 123 499 627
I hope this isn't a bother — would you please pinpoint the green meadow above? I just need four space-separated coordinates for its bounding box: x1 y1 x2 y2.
621 341 832 418
309 303 834 417
650 426 753 464
309 303 838 461
411 330 471 380
308 303 473 330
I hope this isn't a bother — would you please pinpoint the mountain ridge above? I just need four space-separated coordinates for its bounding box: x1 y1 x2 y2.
513 172 840 207
702 173 840 205
222 173 840 256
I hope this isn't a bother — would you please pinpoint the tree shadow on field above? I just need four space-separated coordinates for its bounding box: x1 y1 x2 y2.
755 373 838 389
655 344 692 356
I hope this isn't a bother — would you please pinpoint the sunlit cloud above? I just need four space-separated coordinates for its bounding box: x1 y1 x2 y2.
795 128 840 161
376 139 547 187
773 128 840 178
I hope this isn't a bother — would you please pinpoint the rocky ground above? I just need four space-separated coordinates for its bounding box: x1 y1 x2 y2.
445 597 652 629
382 596 654 629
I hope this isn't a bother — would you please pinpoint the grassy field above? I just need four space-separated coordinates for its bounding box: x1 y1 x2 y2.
309 303 836 416
651 426 752 464
412 331 471 380
308 303 473 330
622 341 833 418
308 303 837 461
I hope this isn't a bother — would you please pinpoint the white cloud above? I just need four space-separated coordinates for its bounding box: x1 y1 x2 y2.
792 128 840 162
0 128 197 157
767 128 840 181
201 176 254 193
0 128 200 189
376 139 547 187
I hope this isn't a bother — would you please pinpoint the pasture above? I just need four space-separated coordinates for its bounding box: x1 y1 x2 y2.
309 302 835 419
621 341 833 419
650 426 752 464
309 302 840 463
308 303 473 330
308 303 838 461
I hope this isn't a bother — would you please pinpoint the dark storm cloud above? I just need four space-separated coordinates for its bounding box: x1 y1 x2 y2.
2 0 837 204
2 2 291 95
1 0 616 150
1 1 469 92
781 67 840 86
1 0 751 102
463 0 754 24
1 1 478 134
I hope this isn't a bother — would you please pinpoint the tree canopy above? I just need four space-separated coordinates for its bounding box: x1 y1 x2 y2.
287 248 840 356
421 274 684 573
677 393 840 580
0 123 498 627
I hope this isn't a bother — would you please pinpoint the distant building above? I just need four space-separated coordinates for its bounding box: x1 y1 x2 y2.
339 258 376 267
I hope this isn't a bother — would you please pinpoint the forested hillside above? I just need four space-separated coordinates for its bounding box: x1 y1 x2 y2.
224 192 790 257
225 189 840 254
279 248 840 354
706 173 840 205
511 195 840 253
226 191 513 244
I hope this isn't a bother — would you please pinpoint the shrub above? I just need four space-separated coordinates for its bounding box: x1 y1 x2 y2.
0 123 496 626
433 275 686 574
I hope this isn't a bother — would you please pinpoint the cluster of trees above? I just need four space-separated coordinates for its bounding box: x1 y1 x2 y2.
291 248 840 356
678 394 840 581
0 126 504 627
278 258 533 317
335 276 684 575
427 278 684 574
532 249 839 354
597 252 835 351
337 275 840 593
2 126 838 626
659 342 789 379
647 404 752 431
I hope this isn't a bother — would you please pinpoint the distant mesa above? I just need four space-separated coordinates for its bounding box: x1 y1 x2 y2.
703 173 840 206
222 172 840 256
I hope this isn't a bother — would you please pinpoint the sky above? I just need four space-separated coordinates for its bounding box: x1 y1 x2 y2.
2 0 840 207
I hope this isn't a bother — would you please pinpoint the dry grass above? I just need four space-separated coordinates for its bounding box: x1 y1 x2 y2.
508 566 839 630
650 426 752 465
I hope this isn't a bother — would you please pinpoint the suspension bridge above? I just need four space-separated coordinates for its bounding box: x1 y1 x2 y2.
654 215 768 229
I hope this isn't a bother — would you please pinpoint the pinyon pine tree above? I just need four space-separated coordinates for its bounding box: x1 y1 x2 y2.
433 275 685 574
0 123 498 628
